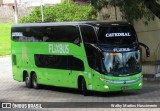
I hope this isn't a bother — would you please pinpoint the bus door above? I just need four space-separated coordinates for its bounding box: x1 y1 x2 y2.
83 44 103 91
90 57 103 91
80 25 101 90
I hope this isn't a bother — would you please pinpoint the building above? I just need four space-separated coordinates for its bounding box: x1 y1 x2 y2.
3 0 27 6
25 0 61 7
134 17 160 78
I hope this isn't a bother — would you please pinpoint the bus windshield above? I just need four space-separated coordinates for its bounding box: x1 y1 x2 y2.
98 25 137 46
103 50 141 76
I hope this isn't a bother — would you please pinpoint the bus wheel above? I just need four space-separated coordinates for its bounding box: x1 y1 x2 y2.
32 73 40 89
82 78 89 96
24 74 32 88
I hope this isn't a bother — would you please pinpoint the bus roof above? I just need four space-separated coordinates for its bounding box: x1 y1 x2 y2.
12 21 131 27
86 21 132 27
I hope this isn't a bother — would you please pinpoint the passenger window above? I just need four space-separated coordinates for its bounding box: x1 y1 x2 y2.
84 44 101 71
34 54 68 70
68 56 85 71
80 25 97 44
12 26 81 43
52 26 81 43
12 27 44 42
34 54 84 71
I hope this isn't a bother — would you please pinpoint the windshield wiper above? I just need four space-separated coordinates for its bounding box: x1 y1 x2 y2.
90 43 103 52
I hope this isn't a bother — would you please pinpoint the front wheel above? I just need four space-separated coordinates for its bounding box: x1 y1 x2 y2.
32 73 40 89
82 78 89 96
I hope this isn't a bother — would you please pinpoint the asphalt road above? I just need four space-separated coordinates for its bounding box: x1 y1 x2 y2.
0 56 160 111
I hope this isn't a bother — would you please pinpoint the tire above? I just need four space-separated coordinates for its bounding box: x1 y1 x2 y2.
82 78 89 96
24 74 32 88
32 73 40 89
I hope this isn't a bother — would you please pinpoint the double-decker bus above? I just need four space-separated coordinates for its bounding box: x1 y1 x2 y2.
11 21 150 95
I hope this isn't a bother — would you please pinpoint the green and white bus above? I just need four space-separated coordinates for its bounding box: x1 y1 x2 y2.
11 21 150 95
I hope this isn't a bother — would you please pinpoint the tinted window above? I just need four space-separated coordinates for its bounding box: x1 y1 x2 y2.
80 25 97 43
52 26 80 43
35 54 68 70
12 54 17 65
68 56 85 71
84 44 101 71
12 27 44 42
12 26 81 43
35 54 84 71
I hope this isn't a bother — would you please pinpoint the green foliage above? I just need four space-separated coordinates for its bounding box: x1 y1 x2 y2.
0 24 11 56
20 7 42 23
20 3 97 23
90 0 109 11
109 0 155 23
89 0 159 23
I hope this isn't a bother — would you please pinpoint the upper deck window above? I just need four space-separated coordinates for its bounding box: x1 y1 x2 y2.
11 25 81 43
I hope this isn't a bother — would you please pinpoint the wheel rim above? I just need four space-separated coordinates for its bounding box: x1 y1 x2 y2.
33 76 37 87
25 76 30 85
82 79 85 92
82 82 84 91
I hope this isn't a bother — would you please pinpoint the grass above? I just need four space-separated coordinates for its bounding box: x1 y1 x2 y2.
0 23 12 56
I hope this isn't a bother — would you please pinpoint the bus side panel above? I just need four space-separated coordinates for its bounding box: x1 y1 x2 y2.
11 41 24 82
11 38 92 90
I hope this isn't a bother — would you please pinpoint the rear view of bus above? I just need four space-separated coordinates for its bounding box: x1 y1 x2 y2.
88 22 150 92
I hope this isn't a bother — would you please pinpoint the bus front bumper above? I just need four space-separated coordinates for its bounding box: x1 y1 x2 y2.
97 76 143 92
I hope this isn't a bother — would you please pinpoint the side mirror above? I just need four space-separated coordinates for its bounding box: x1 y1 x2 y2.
139 42 150 57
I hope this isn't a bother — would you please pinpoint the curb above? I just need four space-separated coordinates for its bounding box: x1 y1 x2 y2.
143 78 160 82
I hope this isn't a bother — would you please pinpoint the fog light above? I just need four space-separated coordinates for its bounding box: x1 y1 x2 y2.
104 85 109 89
139 83 142 87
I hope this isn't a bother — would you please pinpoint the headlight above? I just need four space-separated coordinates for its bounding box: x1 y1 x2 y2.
104 85 109 89
99 77 112 82
99 77 105 81
139 83 142 87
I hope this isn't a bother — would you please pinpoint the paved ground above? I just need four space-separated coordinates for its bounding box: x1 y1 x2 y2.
0 56 160 111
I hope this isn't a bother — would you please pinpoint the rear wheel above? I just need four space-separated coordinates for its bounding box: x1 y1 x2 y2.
81 78 89 96
24 74 32 88
32 73 40 89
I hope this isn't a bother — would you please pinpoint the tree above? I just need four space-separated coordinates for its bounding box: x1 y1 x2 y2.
90 0 160 23
144 0 160 19
0 0 3 4
20 3 97 23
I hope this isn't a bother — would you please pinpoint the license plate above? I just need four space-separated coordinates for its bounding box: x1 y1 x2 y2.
121 86 128 90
